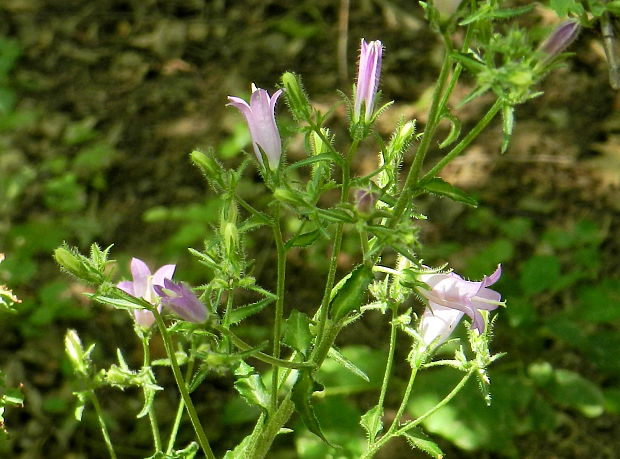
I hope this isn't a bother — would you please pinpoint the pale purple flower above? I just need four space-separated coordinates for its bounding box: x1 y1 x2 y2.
417 265 503 346
354 39 383 123
539 20 581 64
154 278 208 323
227 85 283 170
117 258 176 328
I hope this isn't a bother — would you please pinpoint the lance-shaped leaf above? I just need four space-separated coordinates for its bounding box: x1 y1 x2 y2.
285 229 322 250
327 347 369 382
401 427 444 458
501 104 514 154
292 370 334 446
329 264 374 322
228 297 274 326
420 177 478 208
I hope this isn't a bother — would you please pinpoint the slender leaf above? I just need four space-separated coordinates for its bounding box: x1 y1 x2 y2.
329 264 374 322
401 428 444 458
421 178 478 207
292 370 334 446
228 297 274 326
328 347 370 382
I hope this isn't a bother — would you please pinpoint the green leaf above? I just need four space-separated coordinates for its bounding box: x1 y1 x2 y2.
438 111 461 149
285 229 321 249
519 255 561 295
329 264 374 322
285 153 339 171
578 279 620 323
283 310 312 357
401 428 444 458
421 178 478 207
87 294 142 311
292 370 334 446
228 297 274 326
545 369 605 418
360 405 383 443
327 347 369 382
233 362 270 413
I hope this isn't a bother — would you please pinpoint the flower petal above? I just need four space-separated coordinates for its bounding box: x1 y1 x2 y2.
152 264 176 287
116 280 135 296
130 258 151 298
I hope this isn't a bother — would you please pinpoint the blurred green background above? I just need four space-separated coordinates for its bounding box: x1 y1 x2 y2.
1 0 619 457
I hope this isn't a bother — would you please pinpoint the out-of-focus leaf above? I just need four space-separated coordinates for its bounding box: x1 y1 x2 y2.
519 255 561 295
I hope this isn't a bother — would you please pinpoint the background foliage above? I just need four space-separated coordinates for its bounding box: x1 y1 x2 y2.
1 0 619 457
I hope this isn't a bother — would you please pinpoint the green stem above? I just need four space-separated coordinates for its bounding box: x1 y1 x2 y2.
391 49 453 223
314 138 358 345
368 304 398 444
88 391 117 459
419 98 502 184
153 311 216 459
141 334 162 453
271 209 287 413
166 339 197 454
214 325 314 369
395 367 475 436
235 192 273 225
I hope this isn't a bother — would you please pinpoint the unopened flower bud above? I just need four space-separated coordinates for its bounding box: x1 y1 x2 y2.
354 188 378 217
191 150 222 185
281 72 311 121
54 247 83 278
387 120 416 158
538 19 581 65
353 39 383 124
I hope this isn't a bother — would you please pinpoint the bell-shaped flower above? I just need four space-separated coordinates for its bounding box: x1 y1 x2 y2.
154 278 208 323
353 39 383 123
117 258 176 328
417 265 503 346
227 85 283 170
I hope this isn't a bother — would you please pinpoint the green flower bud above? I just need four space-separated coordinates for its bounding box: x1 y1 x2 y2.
191 150 223 188
54 247 83 277
281 71 311 121
65 329 90 376
387 120 416 158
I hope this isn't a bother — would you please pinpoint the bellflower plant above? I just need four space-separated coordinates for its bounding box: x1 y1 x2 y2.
353 39 382 124
417 265 503 346
55 5 582 457
153 278 208 323
227 84 283 170
117 257 176 328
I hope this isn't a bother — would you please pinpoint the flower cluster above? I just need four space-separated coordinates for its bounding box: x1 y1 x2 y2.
417 265 503 346
117 258 207 326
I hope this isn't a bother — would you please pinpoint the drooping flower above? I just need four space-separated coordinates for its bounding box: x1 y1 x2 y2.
227 85 283 170
153 278 208 323
117 258 176 328
353 39 383 123
538 19 581 65
417 265 503 346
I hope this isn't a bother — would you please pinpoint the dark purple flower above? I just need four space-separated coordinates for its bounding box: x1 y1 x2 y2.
417 265 503 345
154 278 208 323
117 258 176 328
354 39 383 123
227 85 283 170
539 20 581 64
